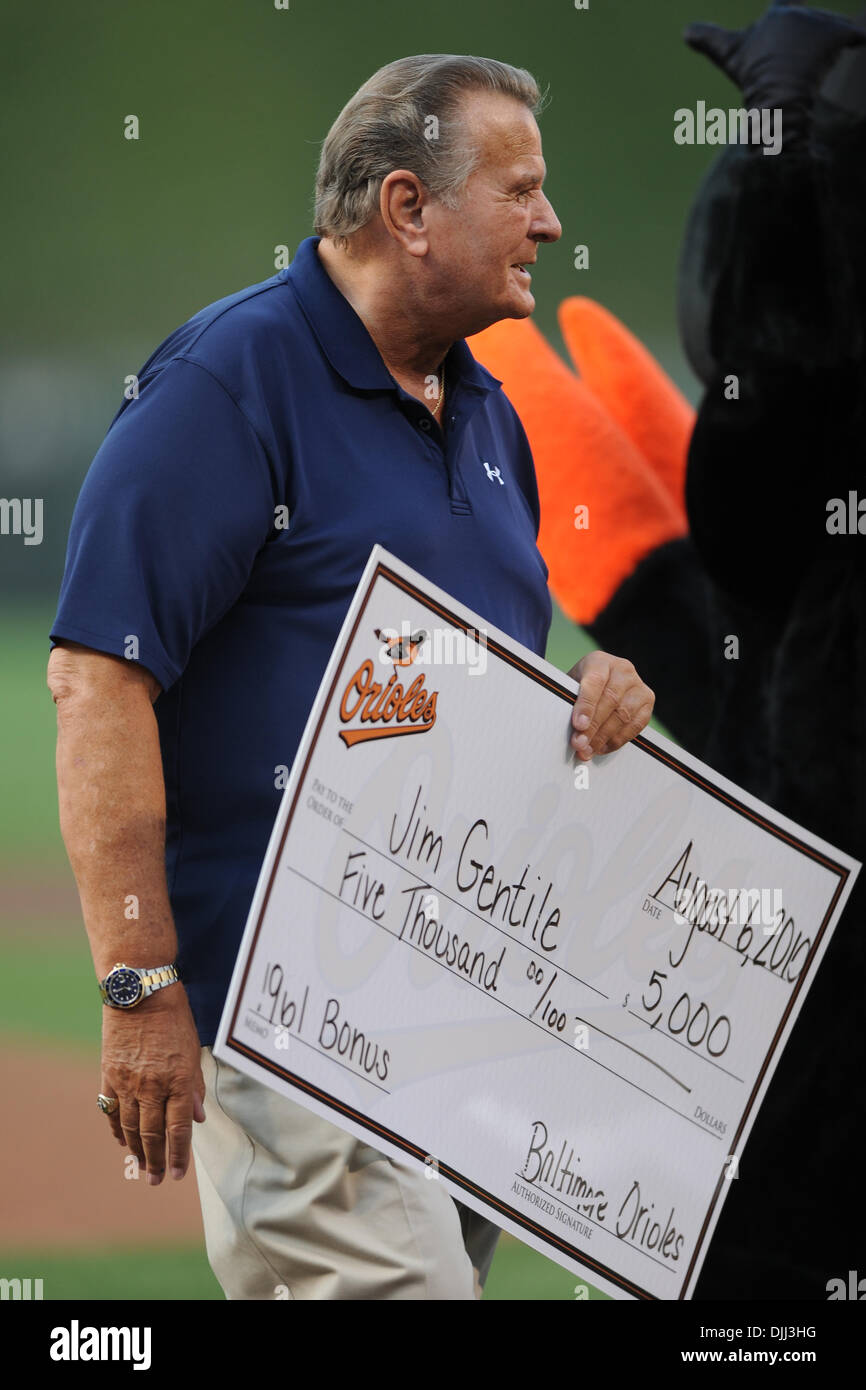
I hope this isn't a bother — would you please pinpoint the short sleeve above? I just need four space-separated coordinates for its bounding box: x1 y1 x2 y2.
50 356 278 690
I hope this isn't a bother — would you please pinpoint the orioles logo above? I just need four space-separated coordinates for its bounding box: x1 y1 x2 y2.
338 628 437 747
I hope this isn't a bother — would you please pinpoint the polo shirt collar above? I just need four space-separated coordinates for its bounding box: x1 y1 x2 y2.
285 235 503 395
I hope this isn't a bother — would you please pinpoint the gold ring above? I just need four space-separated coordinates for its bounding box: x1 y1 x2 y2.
97 1093 119 1115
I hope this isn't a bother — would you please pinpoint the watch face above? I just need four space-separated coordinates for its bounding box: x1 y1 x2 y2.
106 968 143 1008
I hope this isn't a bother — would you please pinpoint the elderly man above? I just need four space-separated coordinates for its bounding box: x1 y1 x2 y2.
48 54 655 1300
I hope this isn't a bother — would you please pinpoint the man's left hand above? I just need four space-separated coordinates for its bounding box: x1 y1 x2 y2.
567 651 655 760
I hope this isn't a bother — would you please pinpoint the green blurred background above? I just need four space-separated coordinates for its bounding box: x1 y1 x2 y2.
4 0 857 1301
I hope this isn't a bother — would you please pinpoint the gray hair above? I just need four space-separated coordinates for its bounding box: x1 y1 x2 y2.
314 54 544 244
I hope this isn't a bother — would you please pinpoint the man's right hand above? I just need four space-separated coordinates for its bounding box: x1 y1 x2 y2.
100 985 206 1185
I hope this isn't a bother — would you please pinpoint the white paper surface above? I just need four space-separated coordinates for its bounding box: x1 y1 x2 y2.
214 545 860 1299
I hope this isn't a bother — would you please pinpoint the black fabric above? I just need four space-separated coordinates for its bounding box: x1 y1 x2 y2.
590 94 866 1300
587 537 717 759
683 3 866 150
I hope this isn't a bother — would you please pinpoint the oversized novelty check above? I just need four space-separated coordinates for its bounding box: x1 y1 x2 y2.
215 545 860 1299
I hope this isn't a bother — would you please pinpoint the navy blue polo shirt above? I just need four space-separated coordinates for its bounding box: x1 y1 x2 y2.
51 235 553 1044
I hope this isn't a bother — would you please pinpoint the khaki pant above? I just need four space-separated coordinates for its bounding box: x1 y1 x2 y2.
191 1046 501 1300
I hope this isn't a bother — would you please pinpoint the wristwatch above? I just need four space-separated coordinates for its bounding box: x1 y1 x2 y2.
99 962 180 1009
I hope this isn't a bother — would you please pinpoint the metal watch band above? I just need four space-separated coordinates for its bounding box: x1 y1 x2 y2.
139 964 179 995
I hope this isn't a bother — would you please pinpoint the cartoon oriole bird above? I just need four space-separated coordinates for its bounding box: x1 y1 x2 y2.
374 628 428 666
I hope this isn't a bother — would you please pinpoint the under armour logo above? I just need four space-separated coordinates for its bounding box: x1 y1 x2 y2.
482 460 504 485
